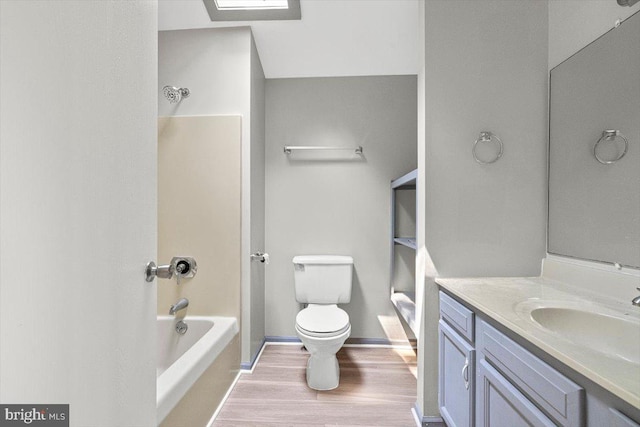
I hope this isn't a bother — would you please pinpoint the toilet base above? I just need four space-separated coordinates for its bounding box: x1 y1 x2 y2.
295 324 351 391
306 354 340 390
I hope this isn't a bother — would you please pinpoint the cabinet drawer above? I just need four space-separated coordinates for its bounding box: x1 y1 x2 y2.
439 291 474 343
477 320 584 426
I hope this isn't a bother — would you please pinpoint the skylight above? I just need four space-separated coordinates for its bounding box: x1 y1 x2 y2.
203 0 300 21
214 0 289 10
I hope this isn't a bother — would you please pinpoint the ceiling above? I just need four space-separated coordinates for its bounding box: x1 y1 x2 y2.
158 0 419 79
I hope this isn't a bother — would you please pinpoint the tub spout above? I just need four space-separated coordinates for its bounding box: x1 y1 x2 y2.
169 298 189 315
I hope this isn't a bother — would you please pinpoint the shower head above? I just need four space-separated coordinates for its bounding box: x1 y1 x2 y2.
163 86 190 103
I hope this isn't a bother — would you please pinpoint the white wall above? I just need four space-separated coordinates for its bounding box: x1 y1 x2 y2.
549 0 640 70
158 27 266 364
157 0 419 79
415 0 430 420
0 1 157 426
264 76 417 340
158 27 251 119
417 0 548 419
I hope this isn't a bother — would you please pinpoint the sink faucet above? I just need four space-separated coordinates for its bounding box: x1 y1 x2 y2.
633 288 640 307
169 298 189 315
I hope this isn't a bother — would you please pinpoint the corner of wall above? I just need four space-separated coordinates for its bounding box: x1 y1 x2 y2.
243 27 267 364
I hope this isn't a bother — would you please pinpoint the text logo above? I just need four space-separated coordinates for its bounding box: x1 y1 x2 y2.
0 405 68 427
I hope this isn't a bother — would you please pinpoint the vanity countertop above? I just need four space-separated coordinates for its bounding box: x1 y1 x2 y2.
436 276 640 409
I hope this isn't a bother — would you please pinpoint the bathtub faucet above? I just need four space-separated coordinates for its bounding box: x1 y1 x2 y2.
169 298 189 315
632 288 640 307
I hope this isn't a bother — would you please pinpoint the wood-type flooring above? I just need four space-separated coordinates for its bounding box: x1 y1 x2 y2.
212 344 418 427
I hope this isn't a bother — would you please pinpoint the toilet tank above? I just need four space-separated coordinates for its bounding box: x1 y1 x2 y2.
293 255 353 304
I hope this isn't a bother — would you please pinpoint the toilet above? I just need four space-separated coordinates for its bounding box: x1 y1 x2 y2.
293 255 353 390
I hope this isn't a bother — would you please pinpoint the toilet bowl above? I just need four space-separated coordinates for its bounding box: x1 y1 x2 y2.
295 304 351 390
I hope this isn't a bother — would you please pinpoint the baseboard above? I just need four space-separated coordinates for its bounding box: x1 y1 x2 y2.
345 337 416 348
264 335 302 343
413 403 445 427
240 338 266 371
411 406 422 427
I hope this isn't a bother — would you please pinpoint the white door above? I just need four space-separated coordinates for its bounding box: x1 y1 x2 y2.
0 2 158 426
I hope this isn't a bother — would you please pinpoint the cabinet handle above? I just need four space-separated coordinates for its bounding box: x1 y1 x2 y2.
461 357 470 390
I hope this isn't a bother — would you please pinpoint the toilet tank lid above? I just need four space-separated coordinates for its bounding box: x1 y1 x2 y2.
293 255 353 265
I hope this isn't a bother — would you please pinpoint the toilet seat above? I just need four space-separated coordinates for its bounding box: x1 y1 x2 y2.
296 304 350 338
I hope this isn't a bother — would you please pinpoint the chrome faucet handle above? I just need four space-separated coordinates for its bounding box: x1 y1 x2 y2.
171 257 197 286
146 257 196 284
175 263 183 286
145 261 173 282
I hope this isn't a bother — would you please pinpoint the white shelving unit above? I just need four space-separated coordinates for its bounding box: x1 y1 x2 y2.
390 169 417 335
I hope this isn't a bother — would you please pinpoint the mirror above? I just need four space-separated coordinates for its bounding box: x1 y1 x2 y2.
548 11 640 268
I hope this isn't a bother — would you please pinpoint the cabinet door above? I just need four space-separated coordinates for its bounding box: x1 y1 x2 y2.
476 359 555 427
439 320 474 427
610 409 640 427
477 320 583 426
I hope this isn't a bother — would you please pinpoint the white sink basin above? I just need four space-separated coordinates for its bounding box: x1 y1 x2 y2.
517 300 640 365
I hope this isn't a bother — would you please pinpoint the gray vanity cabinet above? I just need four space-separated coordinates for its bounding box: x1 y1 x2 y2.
439 292 475 427
476 359 555 427
439 290 586 427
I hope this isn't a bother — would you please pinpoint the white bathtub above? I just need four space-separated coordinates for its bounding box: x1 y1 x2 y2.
156 315 239 423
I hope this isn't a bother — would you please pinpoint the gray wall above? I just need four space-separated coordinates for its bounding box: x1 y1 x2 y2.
248 37 267 363
417 0 549 418
423 0 548 279
265 76 417 339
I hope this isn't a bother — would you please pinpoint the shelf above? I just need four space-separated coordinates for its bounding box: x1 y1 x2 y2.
394 237 417 250
391 169 417 189
390 169 418 336
390 291 417 335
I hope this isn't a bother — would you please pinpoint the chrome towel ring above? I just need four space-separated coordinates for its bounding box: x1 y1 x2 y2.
473 131 503 164
594 130 628 164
